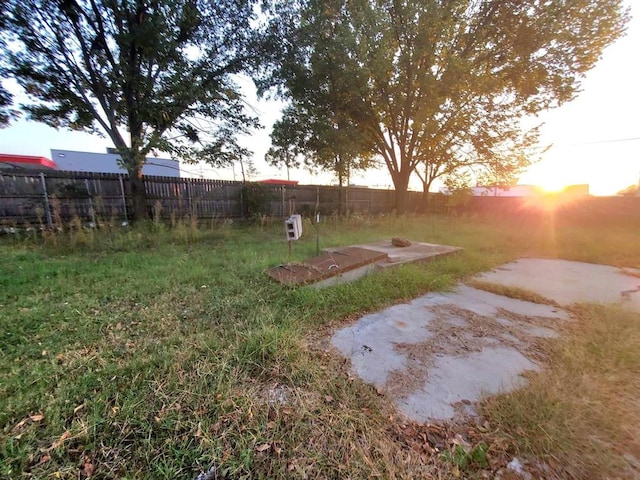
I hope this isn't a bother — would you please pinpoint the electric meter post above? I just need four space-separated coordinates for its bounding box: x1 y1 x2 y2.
285 214 302 256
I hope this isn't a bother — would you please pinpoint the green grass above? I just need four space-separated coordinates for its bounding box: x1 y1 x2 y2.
481 304 640 479
1 214 639 479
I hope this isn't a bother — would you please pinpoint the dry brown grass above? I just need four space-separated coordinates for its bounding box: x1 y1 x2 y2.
465 279 560 306
480 304 640 479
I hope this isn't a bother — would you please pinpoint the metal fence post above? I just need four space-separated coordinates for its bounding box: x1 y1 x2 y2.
39 172 53 228
281 186 286 217
118 175 129 224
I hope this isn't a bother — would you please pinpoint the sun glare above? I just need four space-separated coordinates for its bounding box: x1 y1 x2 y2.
539 183 567 194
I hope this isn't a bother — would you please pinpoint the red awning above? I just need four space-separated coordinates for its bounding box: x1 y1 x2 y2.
259 178 298 186
0 153 57 170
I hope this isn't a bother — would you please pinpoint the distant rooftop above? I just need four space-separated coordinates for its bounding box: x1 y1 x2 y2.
259 179 299 186
0 153 57 170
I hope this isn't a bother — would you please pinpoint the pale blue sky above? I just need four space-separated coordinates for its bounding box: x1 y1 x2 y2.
1 1 638 195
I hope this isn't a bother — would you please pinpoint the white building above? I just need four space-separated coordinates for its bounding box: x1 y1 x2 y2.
51 148 181 177
470 185 544 197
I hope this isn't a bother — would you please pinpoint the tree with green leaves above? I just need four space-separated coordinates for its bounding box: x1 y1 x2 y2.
265 0 376 189
1 0 266 219
271 0 629 212
266 102 376 187
0 85 14 127
264 108 304 182
0 7 16 127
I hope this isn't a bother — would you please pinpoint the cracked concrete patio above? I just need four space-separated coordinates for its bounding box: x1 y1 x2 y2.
331 259 640 422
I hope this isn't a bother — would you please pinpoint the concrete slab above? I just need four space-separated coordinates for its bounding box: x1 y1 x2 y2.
398 348 538 421
269 240 463 287
331 284 568 422
476 259 640 311
266 247 387 285
311 263 378 289
311 240 462 287
328 240 462 268
331 258 639 423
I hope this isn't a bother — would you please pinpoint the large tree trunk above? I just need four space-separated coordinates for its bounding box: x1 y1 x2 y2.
128 166 148 222
391 170 411 214
420 178 435 214
420 183 429 214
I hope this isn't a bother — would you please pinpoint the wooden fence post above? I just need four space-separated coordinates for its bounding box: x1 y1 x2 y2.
39 172 53 228
186 180 193 217
369 188 374 215
84 178 95 225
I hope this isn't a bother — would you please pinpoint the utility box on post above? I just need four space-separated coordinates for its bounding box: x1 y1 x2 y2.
285 214 302 241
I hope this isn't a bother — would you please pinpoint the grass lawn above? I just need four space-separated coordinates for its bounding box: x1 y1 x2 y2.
1 214 639 479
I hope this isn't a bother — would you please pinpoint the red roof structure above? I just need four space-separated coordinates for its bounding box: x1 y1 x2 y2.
0 153 57 170
259 178 298 186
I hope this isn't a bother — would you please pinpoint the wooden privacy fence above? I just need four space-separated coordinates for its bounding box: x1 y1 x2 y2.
2 170 638 226
455 195 640 224
0 170 426 226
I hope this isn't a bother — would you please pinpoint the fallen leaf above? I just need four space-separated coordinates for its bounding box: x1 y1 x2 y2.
324 395 334 403
255 443 271 452
38 454 51 465
81 456 94 478
14 413 44 431
51 431 71 449
452 434 471 450
14 418 28 430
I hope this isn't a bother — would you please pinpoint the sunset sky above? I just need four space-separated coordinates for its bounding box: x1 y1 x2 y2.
1 0 638 195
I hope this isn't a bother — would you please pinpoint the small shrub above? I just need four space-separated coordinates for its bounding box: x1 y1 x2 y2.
441 443 489 471
242 183 275 218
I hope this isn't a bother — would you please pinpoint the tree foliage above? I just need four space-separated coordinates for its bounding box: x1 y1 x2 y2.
1 0 266 219
266 102 376 186
265 0 376 187
0 8 17 127
270 0 629 211
0 85 15 127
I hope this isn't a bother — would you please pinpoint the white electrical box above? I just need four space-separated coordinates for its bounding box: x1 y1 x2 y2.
285 214 302 240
